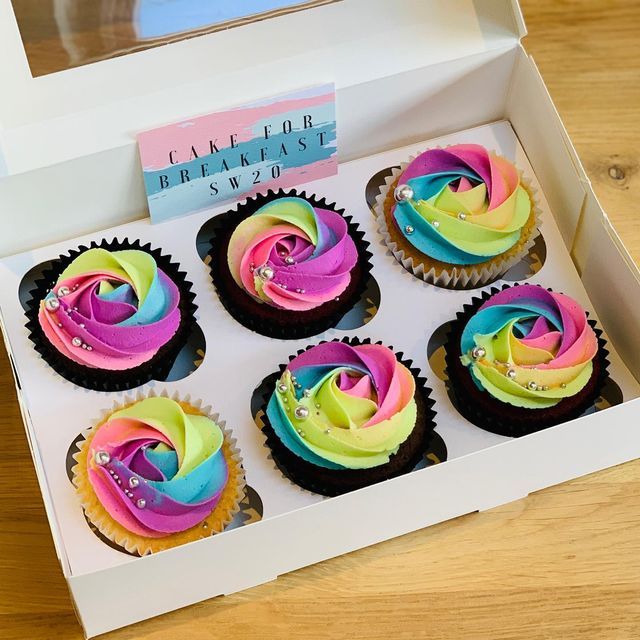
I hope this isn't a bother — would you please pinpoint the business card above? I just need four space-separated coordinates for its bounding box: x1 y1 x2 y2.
137 84 337 223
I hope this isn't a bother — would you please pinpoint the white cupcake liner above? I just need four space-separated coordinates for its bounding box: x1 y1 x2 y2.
373 150 543 288
71 388 246 555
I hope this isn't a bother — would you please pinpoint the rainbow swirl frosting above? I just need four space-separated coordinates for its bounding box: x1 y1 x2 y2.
227 197 358 311
38 248 181 370
86 397 229 537
266 342 417 469
460 285 598 409
392 144 532 264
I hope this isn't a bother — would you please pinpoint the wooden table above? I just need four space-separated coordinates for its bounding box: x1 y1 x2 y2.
2 1 639 638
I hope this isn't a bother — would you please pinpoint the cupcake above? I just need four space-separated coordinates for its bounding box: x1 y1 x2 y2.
260 338 438 496
207 191 372 339
25 239 197 391
72 395 245 555
375 144 539 288
444 284 609 437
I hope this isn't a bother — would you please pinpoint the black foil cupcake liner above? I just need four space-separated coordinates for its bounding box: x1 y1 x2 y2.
443 283 611 437
207 189 374 340
24 238 198 392
257 336 440 496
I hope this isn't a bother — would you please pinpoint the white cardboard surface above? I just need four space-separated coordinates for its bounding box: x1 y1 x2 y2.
1 120 639 582
0 0 522 176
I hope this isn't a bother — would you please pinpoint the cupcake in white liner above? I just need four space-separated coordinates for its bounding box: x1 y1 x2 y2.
72 389 245 555
374 144 542 289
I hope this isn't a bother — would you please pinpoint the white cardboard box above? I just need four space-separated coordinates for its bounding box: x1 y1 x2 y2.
1 1 640 637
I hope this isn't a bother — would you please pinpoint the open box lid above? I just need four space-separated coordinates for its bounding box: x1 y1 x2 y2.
0 0 525 177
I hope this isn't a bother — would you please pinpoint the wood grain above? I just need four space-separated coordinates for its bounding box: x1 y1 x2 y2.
1 1 639 638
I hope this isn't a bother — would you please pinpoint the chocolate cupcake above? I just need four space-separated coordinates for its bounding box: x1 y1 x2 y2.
207 191 372 339
444 284 609 437
25 239 197 391
259 338 438 496
375 144 540 288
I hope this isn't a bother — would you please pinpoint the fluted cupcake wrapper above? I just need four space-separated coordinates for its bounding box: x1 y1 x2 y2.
373 150 543 289
256 336 441 497
24 238 198 392
71 388 247 556
207 189 374 340
443 283 611 437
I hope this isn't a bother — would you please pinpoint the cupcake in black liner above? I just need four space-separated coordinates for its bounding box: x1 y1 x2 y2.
444 283 610 438
258 337 439 497
207 190 373 340
24 238 198 392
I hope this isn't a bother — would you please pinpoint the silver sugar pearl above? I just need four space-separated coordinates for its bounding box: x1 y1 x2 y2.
71 337 82 347
94 450 110 466
471 346 486 360
527 381 538 391
277 383 287 394
560 383 567 389
315 403 321 409
457 212 467 221
86 346 93 351
81 343 87 349
432 220 440 229
541 385 549 391
335 297 340 302
506 368 517 379
404 225 414 235
44 297 60 312
79 323 85 329
57 286 71 297
256 265 274 281
394 184 414 202
324 428 332 435
136 498 146 509
296 429 306 437
129 477 140 489
284 256 295 265
294 405 309 420
303 389 312 397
